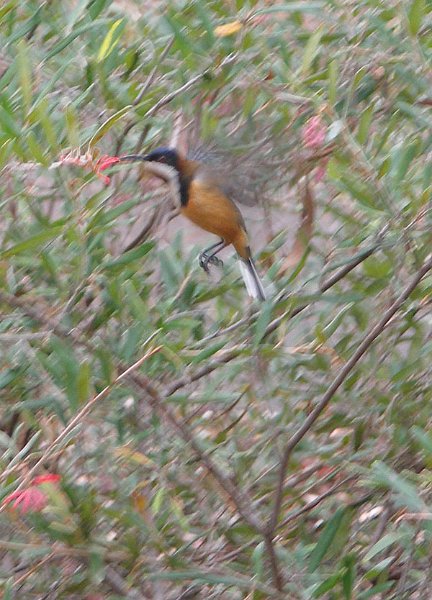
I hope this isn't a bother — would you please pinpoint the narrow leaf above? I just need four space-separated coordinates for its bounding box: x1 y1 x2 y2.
97 19 123 62
408 0 425 36
308 507 347 571
301 26 323 74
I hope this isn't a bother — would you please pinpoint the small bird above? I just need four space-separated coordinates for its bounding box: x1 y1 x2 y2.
120 147 266 301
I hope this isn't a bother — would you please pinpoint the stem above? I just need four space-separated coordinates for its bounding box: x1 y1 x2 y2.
267 254 432 535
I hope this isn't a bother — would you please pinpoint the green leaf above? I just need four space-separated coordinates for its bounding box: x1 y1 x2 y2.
17 39 32 114
88 104 131 147
363 532 408 562
318 303 354 342
255 3 325 15
26 130 49 164
313 573 341 597
123 280 148 320
35 98 59 151
338 174 383 212
45 19 111 60
364 556 395 579
88 0 110 20
102 242 154 271
1 224 64 258
407 0 425 36
301 26 323 74
146 569 269 591
357 106 374 145
357 582 395 599
151 487 166 514
251 541 265 580
342 554 356 600
253 301 273 346
0 104 20 138
191 341 226 364
87 198 140 229
411 426 432 457
308 507 347 571
8 6 42 44
371 461 427 513
65 104 80 148
97 19 124 62
0 139 13 167
2 578 15 600
328 59 338 105
391 139 420 183
362 256 392 279
0 1 17 21
77 361 91 405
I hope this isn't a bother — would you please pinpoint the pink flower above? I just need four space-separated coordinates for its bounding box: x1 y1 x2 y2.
94 155 120 184
32 474 61 485
314 158 329 183
2 474 61 514
50 150 120 185
302 115 326 150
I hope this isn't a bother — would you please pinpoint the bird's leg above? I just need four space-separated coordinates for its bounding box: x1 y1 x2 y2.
199 239 226 273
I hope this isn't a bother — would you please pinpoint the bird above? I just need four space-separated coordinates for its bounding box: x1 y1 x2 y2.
119 147 266 301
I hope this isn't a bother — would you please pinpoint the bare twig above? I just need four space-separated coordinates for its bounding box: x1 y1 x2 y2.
267 254 432 535
280 476 355 528
264 535 284 591
121 52 238 140
0 539 128 560
0 344 161 512
134 38 175 107
0 294 261 532
105 566 141 599
128 369 263 532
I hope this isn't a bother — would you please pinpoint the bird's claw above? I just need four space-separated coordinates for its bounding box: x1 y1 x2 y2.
199 253 224 273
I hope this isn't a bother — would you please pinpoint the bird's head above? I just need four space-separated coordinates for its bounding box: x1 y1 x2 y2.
142 147 180 170
119 147 197 181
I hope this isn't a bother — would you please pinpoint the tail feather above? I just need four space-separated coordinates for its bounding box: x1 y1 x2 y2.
239 258 266 301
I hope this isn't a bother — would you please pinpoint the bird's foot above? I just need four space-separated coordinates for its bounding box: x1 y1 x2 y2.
199 253 224 273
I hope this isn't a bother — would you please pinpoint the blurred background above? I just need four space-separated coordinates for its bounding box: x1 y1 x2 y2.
0 0 431 598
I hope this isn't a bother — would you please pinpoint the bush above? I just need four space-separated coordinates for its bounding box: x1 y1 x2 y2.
1 1 431 597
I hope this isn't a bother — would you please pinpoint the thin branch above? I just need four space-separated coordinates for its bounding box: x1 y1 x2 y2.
280 476 356 528
319 222 390 292
0 295 261 532
105 566 141 599
0 344 161 512
264 535 284 592
267 253 432 535
127 370 263 532
166 227 393 394
134 38 175 107
130 52 238 131
0 540 128 561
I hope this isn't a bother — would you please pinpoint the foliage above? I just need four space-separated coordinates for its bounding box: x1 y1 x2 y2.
0 0 431 598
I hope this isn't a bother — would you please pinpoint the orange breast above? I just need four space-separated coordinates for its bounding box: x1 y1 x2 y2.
181 179 250 259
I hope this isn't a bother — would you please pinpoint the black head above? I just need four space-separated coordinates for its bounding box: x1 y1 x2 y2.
142 147 179 170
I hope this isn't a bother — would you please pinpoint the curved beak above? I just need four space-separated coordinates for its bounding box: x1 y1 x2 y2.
119 154 151 162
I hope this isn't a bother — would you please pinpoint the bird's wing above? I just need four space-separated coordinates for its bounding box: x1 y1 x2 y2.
187 145 262 207
192 164 247 229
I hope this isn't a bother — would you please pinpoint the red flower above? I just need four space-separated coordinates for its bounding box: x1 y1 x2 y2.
32 474 61 485
94 155 120 184
302 115 327 150
314 158 329 183
50 150 120 185
2 474 61 514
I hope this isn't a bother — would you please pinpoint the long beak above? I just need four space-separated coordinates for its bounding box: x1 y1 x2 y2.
119 154 150 162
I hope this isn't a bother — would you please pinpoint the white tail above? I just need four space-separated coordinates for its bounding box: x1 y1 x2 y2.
239 258 266 301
